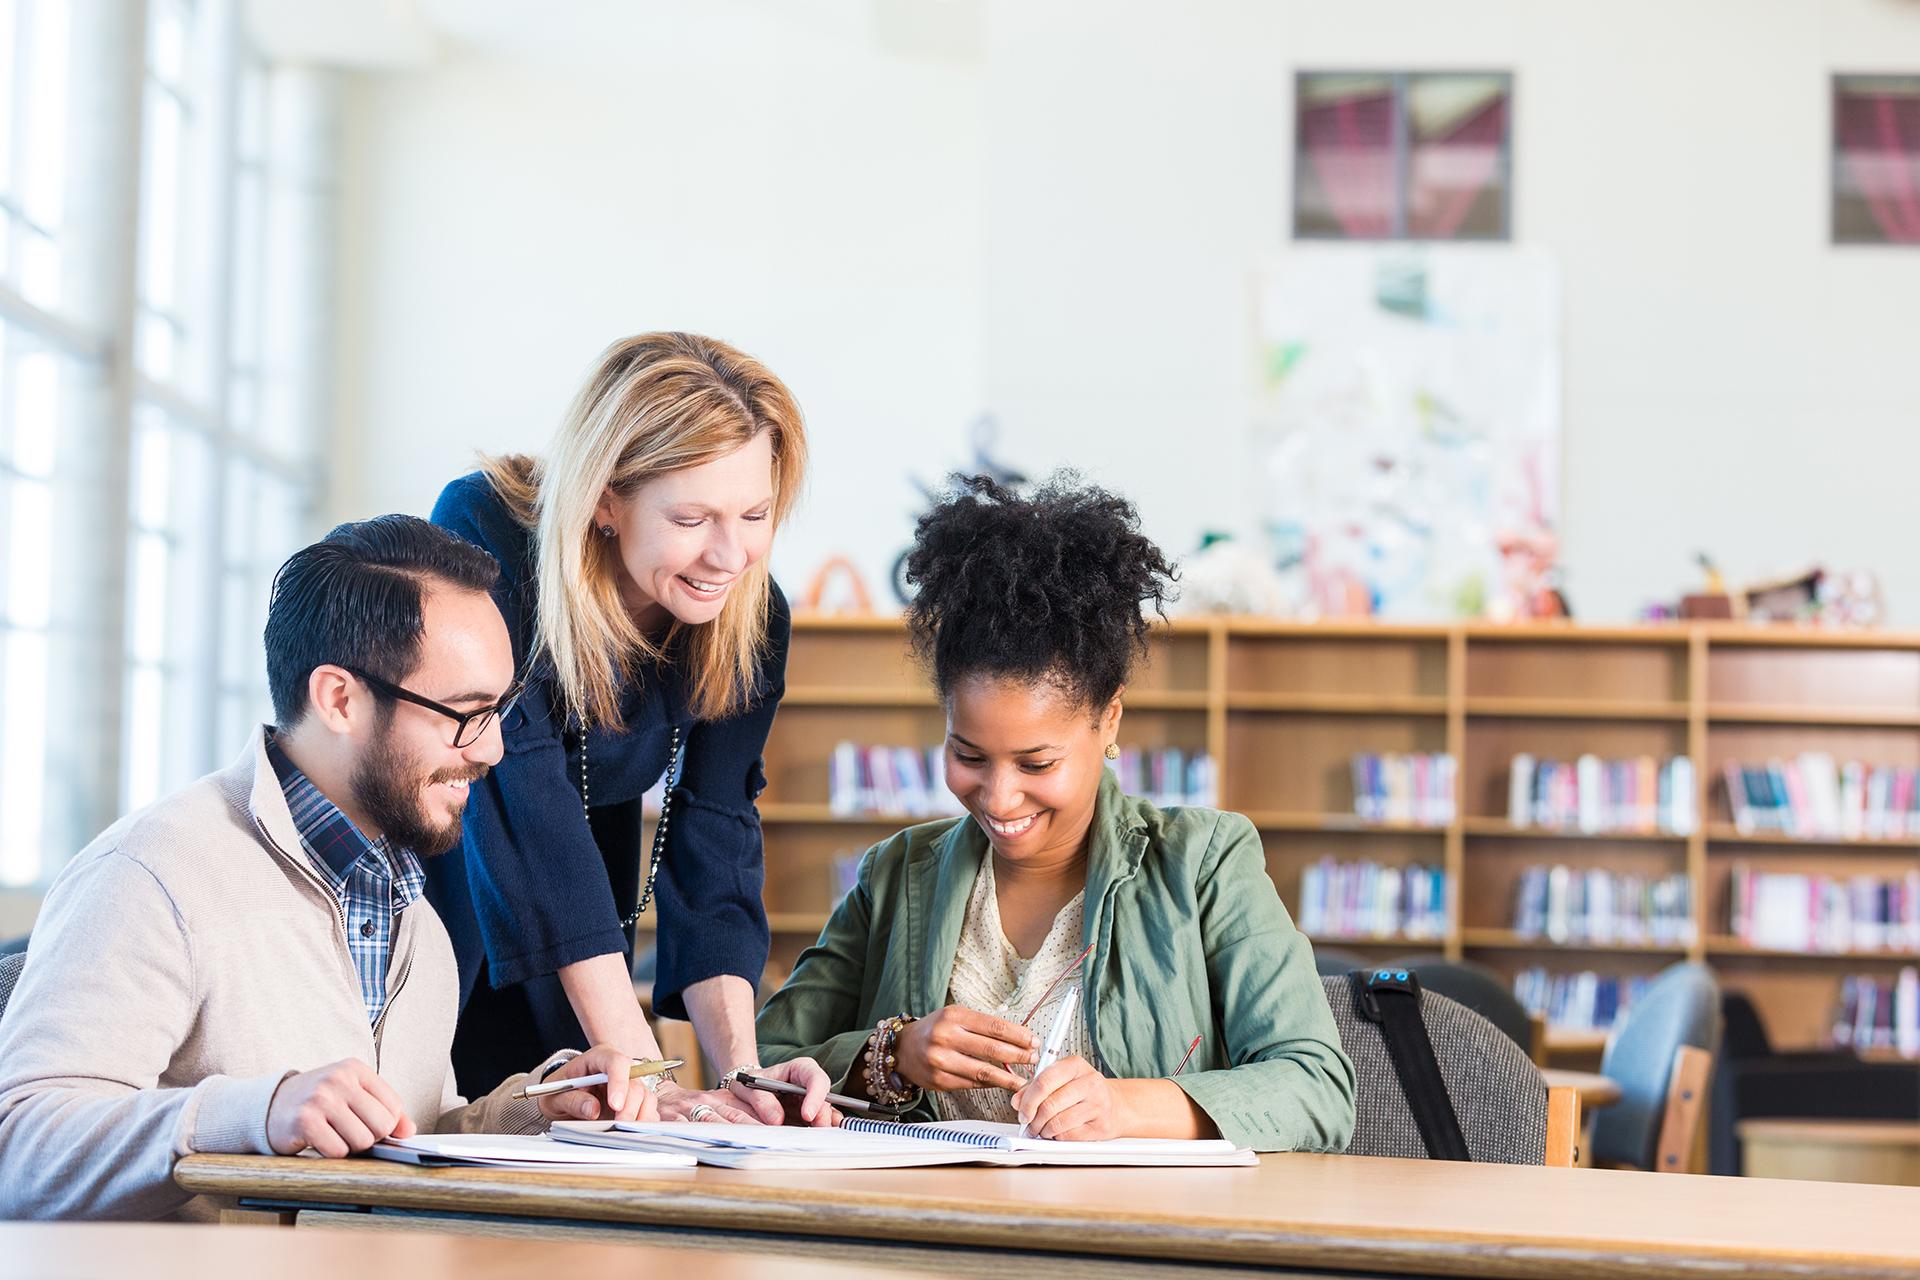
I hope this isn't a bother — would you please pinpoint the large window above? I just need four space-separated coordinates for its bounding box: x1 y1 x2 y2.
1 0 84 885
0 0 330 884
1294 72 1512 242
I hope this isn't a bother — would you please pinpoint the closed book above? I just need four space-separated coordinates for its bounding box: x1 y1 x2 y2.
1576 755 1603 834
1668 756 1696 835
1781 761 1814 838
1509 754 1535 827
1841 762 1867 839
830 742 861 815
1726 762 1754 834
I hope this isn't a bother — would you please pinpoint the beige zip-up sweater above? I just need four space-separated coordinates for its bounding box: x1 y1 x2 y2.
0 728 555 1221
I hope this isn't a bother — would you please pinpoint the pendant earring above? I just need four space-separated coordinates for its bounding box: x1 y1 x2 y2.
1104 742 1121 760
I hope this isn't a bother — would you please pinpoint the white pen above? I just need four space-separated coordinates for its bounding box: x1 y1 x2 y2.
1019 982 1081 1139
510 1058 683 1100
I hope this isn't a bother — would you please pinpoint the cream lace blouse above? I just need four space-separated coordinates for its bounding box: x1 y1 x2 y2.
933 856 1093 1123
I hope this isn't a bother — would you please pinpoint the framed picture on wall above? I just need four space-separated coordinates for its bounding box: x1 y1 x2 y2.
1293 71 1512 242
1832 74 1920 244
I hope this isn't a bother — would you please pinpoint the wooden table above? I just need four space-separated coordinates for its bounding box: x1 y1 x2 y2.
1541 1068 1623 1109
0 1222 942 1280
175 1151 1920 1280
1739 1119 1920 1187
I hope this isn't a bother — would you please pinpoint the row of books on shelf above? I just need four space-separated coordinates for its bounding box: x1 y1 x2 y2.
1727 864 1920 954
1296 859 1448 941
1510 865 1696 947
1724 756 1920 840
1109 747 1218 808
1832 969 1920 1057
827 743 1219 816
1349 753 1456 827
1507 754 1696 835
1513 968 1647 1033
828 744 967 817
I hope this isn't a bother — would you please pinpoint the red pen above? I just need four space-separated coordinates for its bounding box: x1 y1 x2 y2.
1020 940 1096 1028
1171 1034 1202 1078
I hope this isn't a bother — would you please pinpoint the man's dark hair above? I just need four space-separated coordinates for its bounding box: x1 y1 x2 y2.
903 473 1177 714
264 514 500 728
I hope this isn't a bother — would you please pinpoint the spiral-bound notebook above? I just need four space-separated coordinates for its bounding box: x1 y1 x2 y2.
549 1119 1256 1169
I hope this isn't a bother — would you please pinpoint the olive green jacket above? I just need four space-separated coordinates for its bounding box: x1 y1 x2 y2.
756 772 1356 1152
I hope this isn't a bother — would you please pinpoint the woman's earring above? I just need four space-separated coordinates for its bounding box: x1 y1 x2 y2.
598 524 616 539
1104 742 1121 761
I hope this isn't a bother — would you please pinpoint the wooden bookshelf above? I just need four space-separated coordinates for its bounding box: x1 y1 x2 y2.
735 616 1920 1052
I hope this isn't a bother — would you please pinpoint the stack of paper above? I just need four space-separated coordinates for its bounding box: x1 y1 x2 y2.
549 1120 1257 1169
370 1132 697 1170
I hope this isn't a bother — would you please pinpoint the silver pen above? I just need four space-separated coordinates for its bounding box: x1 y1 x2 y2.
1019 983 1081 1138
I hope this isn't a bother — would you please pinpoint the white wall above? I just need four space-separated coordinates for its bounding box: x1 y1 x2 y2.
330 0 1920 621
331 13 986 603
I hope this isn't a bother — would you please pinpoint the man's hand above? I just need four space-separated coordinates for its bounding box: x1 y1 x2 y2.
535 1045 662 1123
266 1059 416 1157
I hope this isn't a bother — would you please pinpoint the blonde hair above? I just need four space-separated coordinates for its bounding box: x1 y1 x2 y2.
482 332 809 728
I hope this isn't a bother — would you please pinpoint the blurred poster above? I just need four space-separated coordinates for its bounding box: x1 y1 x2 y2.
1252 246 1561 619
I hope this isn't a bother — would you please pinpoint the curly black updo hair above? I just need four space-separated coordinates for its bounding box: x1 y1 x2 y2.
903 473 1178 715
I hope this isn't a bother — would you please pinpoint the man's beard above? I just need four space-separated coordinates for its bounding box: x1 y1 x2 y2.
349 725 487 856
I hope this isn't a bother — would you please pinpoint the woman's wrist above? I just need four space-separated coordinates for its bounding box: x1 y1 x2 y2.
680 974 765 1082
557 952 661 1057
861 1014 920 1105
715 1063 763 1090
1108 1077 1146 1137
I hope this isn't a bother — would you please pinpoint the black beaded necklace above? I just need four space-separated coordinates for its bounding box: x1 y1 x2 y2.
578 724 681 929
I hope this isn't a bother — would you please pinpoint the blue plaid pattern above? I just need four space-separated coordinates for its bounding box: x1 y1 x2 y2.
265 735 426 1025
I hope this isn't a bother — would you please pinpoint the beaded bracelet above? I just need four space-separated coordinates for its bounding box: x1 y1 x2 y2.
862 1013 918 1108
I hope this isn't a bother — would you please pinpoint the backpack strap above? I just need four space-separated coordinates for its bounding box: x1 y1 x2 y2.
1351 968 1471 1161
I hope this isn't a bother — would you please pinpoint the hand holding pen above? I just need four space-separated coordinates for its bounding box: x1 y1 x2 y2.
1013 982 1093 1139
1015 1012 1207 1142
512 1049 679 1122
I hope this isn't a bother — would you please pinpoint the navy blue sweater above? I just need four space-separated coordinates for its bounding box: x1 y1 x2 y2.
428 472 782 1021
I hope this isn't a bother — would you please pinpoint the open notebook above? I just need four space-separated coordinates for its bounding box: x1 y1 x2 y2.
369 1132 697 1171
549 1119 1256 1169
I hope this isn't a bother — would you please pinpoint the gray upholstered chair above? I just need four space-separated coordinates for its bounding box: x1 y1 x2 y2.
1389 958 1542 1061
1590 962 1721 1173
0 949 24 1024
1321 973 1576 1165
1312 945 1370 979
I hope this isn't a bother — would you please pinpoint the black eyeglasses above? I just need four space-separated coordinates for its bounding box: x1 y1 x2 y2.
344 666 525 748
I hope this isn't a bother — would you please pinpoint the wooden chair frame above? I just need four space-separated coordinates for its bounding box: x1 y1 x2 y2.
1653 1045 1713 1174
1545 1086 1581 1167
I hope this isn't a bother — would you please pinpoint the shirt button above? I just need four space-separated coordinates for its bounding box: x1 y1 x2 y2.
360 919 375 938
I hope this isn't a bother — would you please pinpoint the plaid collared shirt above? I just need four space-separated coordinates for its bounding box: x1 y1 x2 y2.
265 734 427 1026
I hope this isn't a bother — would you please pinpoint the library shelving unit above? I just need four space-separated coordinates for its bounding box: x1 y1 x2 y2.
689 614 1920 1056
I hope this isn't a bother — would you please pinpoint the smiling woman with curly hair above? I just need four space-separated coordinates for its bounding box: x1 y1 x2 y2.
756 474 1355 1150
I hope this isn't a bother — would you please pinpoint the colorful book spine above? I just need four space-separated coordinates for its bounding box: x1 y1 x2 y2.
1507 754 1695 834
1297 858 1449 941
1349 752 1456 826
1512 967 1650 1032
1728 863 1920 953
1109 748 1217 807
827 741 965 817
1831 968 1920 1057
1511 864 1695 946
1724 756 1920 840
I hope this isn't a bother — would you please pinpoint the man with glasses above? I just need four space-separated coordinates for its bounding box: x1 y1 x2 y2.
0 515 655 1220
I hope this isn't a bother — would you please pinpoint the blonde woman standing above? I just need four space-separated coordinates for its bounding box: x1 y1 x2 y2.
429 333 833 1126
